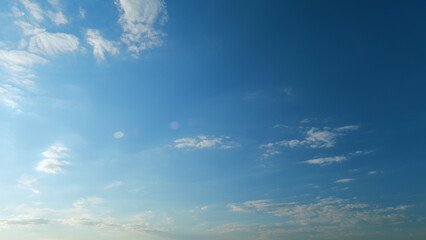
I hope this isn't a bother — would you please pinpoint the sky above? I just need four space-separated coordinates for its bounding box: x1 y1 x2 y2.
0 0 426 239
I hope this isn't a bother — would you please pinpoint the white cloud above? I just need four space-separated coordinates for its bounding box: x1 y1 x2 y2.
36 145 70 173
36 159 70 173
0 218 55 226
0 201 168 234
302 156 347 165
336 178 356 183
0 49 47 109
259 125 359 159
19 0 44 22
113 131 125 138
228 197 410 228
115 0 168 55
73 197 104 209
27 31 79 56
47 11 67 25
17 175 40 193
335 125 360 132
14 21 79 56
79 8 86 19
18 175 37 187
0 49 47 71
86 29 120 60
174 135 238 149
104 181 124 189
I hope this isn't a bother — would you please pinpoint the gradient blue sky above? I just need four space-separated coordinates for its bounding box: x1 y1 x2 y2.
0 0 426 239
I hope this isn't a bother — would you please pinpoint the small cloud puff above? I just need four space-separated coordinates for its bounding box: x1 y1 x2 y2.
36 144 70 174
174 135 239 149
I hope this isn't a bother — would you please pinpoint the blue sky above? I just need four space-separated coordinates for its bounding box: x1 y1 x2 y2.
0 0 426 239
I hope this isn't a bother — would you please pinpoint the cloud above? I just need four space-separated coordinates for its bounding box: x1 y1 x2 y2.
115 0 168 55
0 218 55 226
17 175 40 194
174 135 239 149
0 49 47 71
259 125 359 159
36 145 70 173
301 156 347 165
19 0 44 22
208 222 255 234
14 21 79 56
72 197 104 209
228 197 410 228
336 178 356 183
36 159 70 173
27 31 79 56
227 199 297 213
86 29 120 60
0 49 47 109
79 8 86 19
47 11 67 25
0 200 168 234
104 181 124 189
266 125 359 149
18 175 37 187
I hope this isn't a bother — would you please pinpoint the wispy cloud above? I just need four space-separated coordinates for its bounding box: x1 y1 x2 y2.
260 125 359 159
174 135 239 149
86 29 120 60
72 197 104 209
36 145 70 173
301 149 372 166
336 178 356 183
301 156 347 165
228 197 410 228
115 0 168 55
0 200 168 234
19 0 44 22
17 175 39 194
26 29 79 56
104 181 124 189
0 49 47 71
0 49 47 109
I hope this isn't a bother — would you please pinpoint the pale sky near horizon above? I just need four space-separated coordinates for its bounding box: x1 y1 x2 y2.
0 0 426 239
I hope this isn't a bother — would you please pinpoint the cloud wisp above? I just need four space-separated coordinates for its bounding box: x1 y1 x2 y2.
174 135 239 149
228 197 410 230
86 29 120 60
115 0 168 55
36 145 70 174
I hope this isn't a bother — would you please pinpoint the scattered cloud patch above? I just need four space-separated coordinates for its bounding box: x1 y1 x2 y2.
0 218 55 226
174 135 238 149
227 199 297 213
27 31 79 56
104 181 124 189
19 0 44 22
114 131 125 138
115 0 168 55
36 145 70 173
73 197 104 209
260 125 359 159
336 178 356 183
0 49 47 71
86 29 120 60
47 11 67 25
36 158 70 173
79 7 86 19
228 197 410 228
302 156 347 165
17 175 39 194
